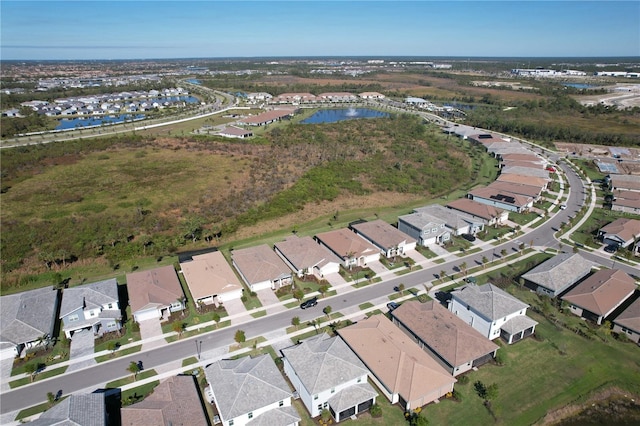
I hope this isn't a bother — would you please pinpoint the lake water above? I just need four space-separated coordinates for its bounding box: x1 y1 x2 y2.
301 108 389 124
185 79 201 85
56 114 145 130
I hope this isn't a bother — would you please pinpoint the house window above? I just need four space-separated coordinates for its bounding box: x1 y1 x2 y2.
107 303 113 309
279 400 284 407
248 412 253 419
229 420 234 426
331 388 335 393
318 404 323 411
357 377 362 383
68 314 79 322
432 228 438 233
324 402 329 408
90 311 96 317
314 395 318 400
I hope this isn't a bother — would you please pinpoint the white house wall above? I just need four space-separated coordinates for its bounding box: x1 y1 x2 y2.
225 398 293 426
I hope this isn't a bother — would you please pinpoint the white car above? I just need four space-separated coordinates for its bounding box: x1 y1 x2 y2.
560 204 567 210
204 385 214 404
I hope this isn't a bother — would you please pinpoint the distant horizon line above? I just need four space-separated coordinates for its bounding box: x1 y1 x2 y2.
2 55 640 63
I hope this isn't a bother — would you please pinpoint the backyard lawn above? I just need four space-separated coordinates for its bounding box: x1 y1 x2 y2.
422 294 640 426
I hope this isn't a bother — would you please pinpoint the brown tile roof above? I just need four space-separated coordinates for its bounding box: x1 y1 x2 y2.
121 375 208 426
500 160 545 170
315 228 379 259
274 235 342 271
180 251 243 301
497 173 549 188
240 109 294 125
337 316 455 405
487 180 543 198
126 265 184 315
446 198 506 222
231 244 292 285
391 301 499 368
600 218 640 243
469 133 507 145
613 297 640 333
562 269 637 316
610 174 640 191
500 153 544 163
350 219 416 250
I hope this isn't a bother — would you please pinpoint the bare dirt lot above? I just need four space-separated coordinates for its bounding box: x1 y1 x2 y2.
575 83 640 109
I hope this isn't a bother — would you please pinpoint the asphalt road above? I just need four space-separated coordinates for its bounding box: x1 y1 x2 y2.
1 128 638 415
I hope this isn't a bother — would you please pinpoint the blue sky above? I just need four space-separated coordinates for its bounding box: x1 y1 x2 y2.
1 1 638 60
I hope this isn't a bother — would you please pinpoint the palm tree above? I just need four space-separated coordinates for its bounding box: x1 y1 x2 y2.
212 312 220 329
482 256 489 269
323 305 332 319
291 316 300 330
127 361 140 381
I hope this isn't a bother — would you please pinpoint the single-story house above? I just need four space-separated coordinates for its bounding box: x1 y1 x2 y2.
468 133 509 148
316 92 358 102
520 252 595 297
446 198 509 226
391 301 499 376
350 219 417 258
500 153 546 165
612 297 640 344
359 92 385 99
205 354 300 426
496 173 549 191
272 93 317 104
59 278 122 338
31 391 110 426
468 186 534 213
231 244 293 292
218 126 254 139
180 251 244 306
562 269 637 325
488 146 535 158
610 174 640 192
314 229 381 268
337 315 456 411
126 265 186 323
500 160 546 171
448 283 537 344
486 180 543 201
281 333 377 422
611 190 640 214
598 218 640 249
413 204 484 236
246 92 273 103
0 287 59 359
274 235 342 279
239 109 295 126
397 211 450 246
121 375 208 426
501 166 550 180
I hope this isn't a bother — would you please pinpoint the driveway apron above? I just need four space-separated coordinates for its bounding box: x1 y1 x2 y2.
256 289 286 315
138 319 166 351
67 329 96 372
220 297 249 325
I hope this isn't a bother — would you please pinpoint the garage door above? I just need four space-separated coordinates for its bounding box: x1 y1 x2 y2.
134 308 160 322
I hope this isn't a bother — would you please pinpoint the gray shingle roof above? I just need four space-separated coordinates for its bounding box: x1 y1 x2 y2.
521 253 594 294
413 204 481 230
31 393 106 426
205 354 292 422
451 283 529 320
501 315 538 335
327 383 377 413
351 219 416 250
60 279 119 318
281 333 370 394
0 287 58 346
246 405 300 426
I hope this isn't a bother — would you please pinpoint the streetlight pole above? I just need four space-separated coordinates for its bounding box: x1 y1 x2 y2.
196 340 202 360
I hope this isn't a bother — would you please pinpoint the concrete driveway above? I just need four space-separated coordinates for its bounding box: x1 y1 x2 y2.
67 329 96 372
139 319 166 350
221 297 248 325
366 260 388 275
405 249 429 265
256 289 286 315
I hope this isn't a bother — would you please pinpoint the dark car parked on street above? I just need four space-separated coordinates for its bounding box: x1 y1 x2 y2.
300 297 318 309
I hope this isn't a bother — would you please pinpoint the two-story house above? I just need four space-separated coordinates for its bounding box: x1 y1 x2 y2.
397 211 450 246
448 283 537 344
281 333 377 422
59 278 122 339
205 354 300 426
